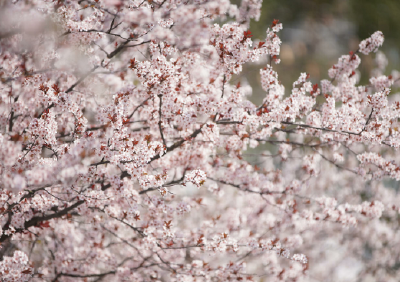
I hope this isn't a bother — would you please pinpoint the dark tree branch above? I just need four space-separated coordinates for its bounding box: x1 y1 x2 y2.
0 200 84 243
158 94 167 147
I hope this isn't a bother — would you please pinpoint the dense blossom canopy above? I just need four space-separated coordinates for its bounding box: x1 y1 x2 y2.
0 0 399 281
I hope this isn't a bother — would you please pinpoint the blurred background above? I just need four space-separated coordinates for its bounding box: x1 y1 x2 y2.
241 0 400 105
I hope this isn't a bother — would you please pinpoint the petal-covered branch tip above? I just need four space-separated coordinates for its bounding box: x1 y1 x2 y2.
184 170 207 188
359 31 384 55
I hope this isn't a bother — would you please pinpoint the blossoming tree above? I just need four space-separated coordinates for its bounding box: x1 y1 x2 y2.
0 0 399 281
